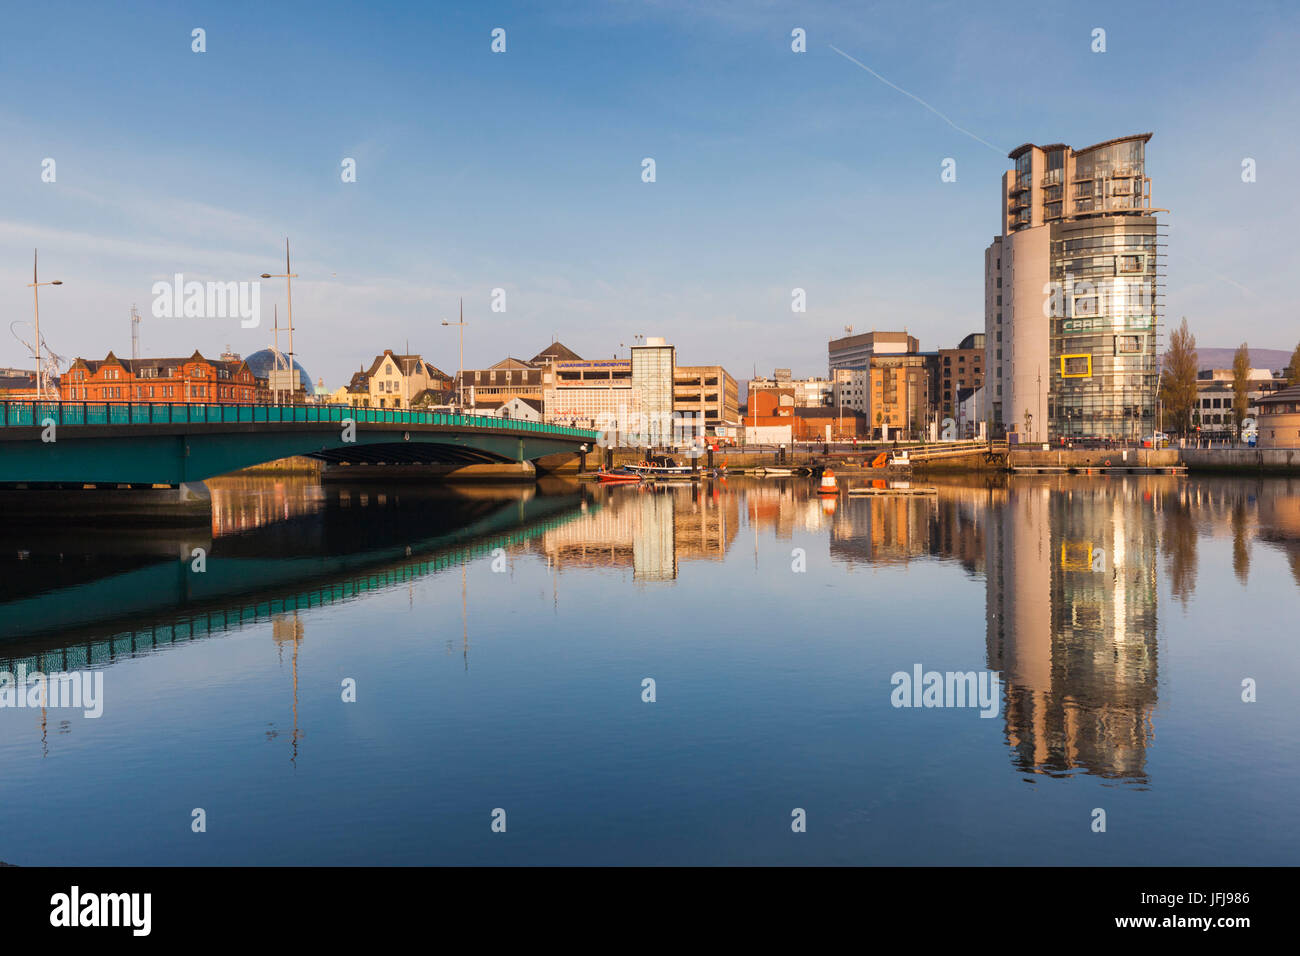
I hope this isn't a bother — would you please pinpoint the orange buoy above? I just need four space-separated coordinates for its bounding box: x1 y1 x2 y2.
818 467 839 495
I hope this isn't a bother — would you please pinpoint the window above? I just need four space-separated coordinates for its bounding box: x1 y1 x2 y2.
1073 292 1098 316
1060 354 1092 378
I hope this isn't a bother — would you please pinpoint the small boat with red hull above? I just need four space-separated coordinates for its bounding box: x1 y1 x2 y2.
596 467 645 483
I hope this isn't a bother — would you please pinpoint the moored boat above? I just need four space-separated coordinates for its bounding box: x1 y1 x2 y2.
624 455 694 477
597 467 644 483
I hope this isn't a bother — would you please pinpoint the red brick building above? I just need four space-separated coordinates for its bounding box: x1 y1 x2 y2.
743 388 867 439
744 385 797 425
60 350 262 404
790 407 868 440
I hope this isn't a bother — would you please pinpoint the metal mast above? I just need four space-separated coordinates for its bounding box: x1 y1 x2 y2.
130 304 141 360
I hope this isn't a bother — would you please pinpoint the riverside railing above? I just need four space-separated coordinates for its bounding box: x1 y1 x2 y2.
0 401 598 440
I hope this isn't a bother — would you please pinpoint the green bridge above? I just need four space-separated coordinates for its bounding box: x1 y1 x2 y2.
0 401 599 485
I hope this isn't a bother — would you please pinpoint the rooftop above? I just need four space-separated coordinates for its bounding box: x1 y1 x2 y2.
1008 132 1152 160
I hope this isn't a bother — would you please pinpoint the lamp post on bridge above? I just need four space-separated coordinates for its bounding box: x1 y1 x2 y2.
442 298 466 412
261 239 298 403
27 249 63 402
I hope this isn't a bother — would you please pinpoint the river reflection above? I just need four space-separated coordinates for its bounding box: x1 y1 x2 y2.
1 472 1298 864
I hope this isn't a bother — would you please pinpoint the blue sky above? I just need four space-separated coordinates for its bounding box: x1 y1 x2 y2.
2 0 1297 388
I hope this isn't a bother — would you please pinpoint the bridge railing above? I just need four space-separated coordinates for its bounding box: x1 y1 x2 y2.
0 401 598 440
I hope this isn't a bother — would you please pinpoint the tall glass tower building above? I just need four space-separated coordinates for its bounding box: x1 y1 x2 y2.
985 134 1164 442
631 337 676 445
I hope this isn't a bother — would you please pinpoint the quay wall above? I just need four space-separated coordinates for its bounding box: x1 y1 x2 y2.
1007 448 1180 469
1182 447 1300 475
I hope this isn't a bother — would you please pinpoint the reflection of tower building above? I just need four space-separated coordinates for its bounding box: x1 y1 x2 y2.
633 491 677 582
986 479 1160 780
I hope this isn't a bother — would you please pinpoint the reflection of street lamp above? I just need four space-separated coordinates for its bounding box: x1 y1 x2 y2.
27 250 63 401
442 298 466 411
261 239 298 403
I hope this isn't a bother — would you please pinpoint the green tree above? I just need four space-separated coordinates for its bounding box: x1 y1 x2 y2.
1159 317 1199 436
1288 340 1300 386
1231 342 1251 436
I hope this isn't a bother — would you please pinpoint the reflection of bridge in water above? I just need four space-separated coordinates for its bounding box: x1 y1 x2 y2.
0 484 591 675
5 472 1296 784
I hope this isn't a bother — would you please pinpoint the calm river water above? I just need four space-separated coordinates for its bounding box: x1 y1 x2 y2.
1 473 1297 865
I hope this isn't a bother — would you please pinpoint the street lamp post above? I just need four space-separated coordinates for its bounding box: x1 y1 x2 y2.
837 380 842 442
261 239 298 403
442 298 466 412
27 249 63 402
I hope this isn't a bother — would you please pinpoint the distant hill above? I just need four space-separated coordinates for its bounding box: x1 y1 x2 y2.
1197 347 1293 371
1160 347 1294 372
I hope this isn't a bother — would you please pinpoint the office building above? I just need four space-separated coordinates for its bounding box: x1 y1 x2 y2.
747 369 835 408
673 364 739 435
1194 367 1287 437
930 333 985 420
985 134 1163 441
544 357 634 427
828 335 931 438
828 331 919 373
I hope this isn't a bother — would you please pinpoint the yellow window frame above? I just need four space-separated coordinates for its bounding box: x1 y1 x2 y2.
1060 353 1092 378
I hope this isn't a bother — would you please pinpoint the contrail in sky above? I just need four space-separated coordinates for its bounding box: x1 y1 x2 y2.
828 44 1006 154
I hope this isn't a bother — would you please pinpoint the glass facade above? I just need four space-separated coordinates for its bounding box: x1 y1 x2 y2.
1074 139 1143 182
1048 218 1159 440
994 135 1160 441
631 343 676 444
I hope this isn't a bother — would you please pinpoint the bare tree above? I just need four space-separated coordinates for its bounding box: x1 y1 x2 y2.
1231 342 1251 438
1159 317 1199 436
